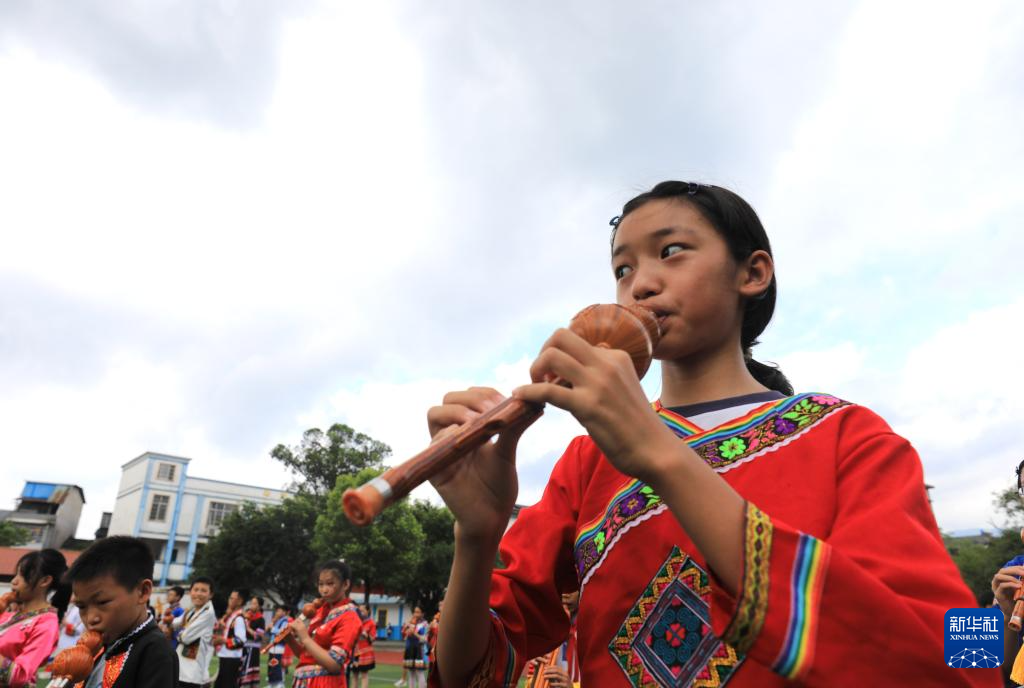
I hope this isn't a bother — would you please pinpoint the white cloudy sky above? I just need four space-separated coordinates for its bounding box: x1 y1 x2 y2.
2 1 1022 539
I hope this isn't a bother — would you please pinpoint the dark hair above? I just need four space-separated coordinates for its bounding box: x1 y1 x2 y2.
16 549 71 619
66 536 154 590
251 596 264 608
275 603 290 613
190 576 213 591
317 559 351 586
612 181 793 395
169 585 185 599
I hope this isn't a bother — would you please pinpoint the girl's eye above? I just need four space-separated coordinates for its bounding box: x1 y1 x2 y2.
614 264 633 280
662 243 687 258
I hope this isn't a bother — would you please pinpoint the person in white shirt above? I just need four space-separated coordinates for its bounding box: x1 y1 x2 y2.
173 577 216 688
211 588 248 688
55 601 85 653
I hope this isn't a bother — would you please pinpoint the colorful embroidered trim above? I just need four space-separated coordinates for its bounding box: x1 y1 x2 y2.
102 645 130 688
574 480 666 586
653 401 703 437
723 503 773 653
686 394 849 472
574 394 848 587
609 546 742 687
468 610 517 688
772 534 831 679
0 605 56 635
328 645 348 664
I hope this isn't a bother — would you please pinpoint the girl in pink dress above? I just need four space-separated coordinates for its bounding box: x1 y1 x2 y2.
0 549 70 687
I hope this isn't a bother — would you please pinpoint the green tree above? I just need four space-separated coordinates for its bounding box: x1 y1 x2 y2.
0 521 29 547
313 468 424 605
271 424 391 499
405 500 455 618
193 496 320 607
946 486 1024 605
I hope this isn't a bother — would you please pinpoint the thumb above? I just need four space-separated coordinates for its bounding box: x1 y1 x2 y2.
494 409 541 458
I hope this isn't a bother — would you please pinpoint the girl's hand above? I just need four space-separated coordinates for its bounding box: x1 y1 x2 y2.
542 665 571 688
513 328 676 483
991 566 1024 617
427 387 529 541
289 619 310 642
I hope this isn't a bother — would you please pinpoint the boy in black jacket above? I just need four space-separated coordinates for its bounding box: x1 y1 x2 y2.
67 536 178 687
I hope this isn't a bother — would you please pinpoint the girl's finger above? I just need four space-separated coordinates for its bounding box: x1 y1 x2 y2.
529 346 588 386
512 381 575 412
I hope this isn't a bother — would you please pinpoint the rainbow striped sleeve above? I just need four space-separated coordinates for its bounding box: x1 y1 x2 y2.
715 503 832 682
772 533 831 679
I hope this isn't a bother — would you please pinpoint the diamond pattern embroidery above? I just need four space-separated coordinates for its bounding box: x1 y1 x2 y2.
610 547 742 687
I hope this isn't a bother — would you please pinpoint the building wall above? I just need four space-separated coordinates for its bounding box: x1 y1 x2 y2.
51 487 84 548
108 452 289 585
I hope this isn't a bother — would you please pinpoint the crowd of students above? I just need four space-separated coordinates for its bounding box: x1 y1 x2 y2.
0 536 382 688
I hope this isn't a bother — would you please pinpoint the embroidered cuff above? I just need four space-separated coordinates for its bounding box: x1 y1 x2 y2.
721 501 773 653
428 609 517 688
713 502 832 681
328 646 348 664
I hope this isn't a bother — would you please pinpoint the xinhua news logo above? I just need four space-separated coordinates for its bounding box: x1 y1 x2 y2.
945 608 1002 668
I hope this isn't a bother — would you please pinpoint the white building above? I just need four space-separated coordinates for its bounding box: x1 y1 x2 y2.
107 452 289 585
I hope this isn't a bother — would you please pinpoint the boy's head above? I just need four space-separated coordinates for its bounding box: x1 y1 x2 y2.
167 585 185 606
273 604 289 620
189 577 213 608
67 536 154 645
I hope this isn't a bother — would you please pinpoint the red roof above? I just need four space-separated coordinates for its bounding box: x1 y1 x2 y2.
0 547 82 577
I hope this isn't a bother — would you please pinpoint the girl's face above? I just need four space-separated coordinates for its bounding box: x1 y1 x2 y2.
10 566 50 603
318 570 348 602
611 199 769 362
248 597 260 613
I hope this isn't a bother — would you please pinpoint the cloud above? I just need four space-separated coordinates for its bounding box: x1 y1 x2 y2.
1 0 1023 541
0 0 313 128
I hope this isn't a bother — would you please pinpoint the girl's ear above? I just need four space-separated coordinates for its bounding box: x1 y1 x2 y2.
738 249 774 298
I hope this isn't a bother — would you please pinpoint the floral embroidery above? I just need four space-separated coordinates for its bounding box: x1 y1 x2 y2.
575 394 849 587
574 481 667 586
689 394 850 471
610 547 742 687
722 503 773 653
102 647 129 688
718 437 747 459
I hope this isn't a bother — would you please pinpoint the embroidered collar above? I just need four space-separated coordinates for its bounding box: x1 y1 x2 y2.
106 613 154 656
0 604 56 635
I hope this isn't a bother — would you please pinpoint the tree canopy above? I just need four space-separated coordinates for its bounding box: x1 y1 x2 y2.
946 486 1024 605
193 496 320 607
0 521 29 547
313 468 425 605
271 423 390 498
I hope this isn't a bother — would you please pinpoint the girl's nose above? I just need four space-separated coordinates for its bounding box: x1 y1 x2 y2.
630 265 662 302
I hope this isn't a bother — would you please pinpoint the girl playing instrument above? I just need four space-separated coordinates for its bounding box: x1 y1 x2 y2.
429 182 998 686
0 549 69 687
351 604 376 688
289 560 361 688
401 607 428 688
238 596 265 687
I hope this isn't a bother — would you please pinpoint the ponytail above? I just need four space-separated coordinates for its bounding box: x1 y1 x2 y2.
744 349 793 396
